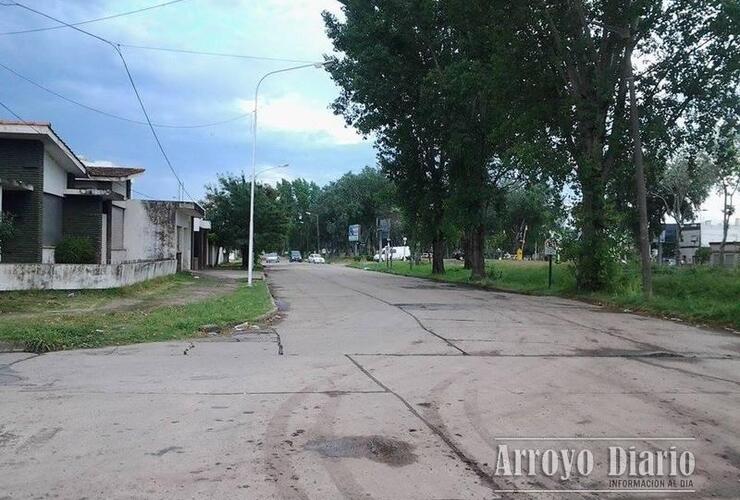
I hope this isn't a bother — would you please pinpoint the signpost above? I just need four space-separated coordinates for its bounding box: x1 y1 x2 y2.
543 238 557 288
348 224 360 242
348 224 360 257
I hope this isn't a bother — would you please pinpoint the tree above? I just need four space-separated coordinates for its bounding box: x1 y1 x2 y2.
655 153 714 264
316 167 398 256
494 0 738 290
490 183 565 256
324 0 455 274
203 174 289 265
703 118 740 264
276 178 321 253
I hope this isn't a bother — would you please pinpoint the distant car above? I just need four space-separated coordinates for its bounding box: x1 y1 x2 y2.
263 252 280 264
452 250 465 261
289 250 302 262
307 253 325 264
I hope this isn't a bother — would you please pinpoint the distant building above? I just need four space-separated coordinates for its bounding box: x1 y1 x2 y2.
656 220 740 264
709 242 739 268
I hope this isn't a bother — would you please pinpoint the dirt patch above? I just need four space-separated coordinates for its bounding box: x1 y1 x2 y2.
305 435 416 467
1 274 239 320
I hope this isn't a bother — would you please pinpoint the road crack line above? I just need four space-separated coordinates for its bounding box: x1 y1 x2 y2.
344 354 502 495
321 275 468 355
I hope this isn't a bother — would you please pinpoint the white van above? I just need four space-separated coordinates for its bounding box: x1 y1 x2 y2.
373 246 411 262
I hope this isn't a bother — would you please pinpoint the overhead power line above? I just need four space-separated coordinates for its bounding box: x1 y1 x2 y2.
118 43 317 64
0 0 190 36
132 188 155 200
5 1 195 202
0 0 317 65
0 61 252 129
0 98 44 134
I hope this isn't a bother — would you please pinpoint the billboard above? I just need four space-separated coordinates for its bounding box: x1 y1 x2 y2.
348 224 360 242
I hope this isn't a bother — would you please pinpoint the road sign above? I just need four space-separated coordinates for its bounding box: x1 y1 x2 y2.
348 224 360 242
544 238 558 256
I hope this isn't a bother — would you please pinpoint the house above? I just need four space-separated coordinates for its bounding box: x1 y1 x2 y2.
0 121 146 265
708 242 739 268
0 120 213 290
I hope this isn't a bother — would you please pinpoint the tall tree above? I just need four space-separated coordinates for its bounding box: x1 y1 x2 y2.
497 0 738 290
703 118 740 263
204 174 289 265
655 153 714 263
324 0 454 274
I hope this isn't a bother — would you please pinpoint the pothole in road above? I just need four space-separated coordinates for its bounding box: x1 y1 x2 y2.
305 435 417 467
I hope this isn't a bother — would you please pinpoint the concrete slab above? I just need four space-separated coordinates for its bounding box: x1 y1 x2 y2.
1 262 738 498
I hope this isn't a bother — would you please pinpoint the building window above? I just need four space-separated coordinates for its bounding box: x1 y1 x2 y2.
42 193 63 246
111 206 124 250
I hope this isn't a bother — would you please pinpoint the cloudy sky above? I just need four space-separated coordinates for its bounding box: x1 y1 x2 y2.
0 0 374 201
0 0 728 222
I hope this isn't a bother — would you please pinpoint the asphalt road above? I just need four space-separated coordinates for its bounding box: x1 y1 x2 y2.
1 263 738 499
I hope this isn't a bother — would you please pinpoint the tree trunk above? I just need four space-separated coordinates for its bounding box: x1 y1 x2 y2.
241 244 248 268
462 233 472 269
432 233 445 274
577 161 609 291
469 223 486 280
626 44 653 298
720 186 729 265
675 223 683 265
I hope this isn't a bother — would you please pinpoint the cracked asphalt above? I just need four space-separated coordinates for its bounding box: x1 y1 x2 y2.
1 263 738 499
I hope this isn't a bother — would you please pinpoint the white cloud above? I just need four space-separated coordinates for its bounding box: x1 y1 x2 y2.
700 191 734 224
258 165 294 186
237 93 365 146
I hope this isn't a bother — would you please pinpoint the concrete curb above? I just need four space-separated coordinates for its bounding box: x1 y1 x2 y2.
0 341 27 354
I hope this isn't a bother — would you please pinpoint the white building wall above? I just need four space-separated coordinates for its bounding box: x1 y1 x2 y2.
176 210 192 271
123 200 177 263
43 151 67 197
700 220 740 245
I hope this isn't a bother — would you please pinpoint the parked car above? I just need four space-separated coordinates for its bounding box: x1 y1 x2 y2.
307 253 326 264
452 250 465 261
263 252 280 264
373 246 411 262
289 250 303 262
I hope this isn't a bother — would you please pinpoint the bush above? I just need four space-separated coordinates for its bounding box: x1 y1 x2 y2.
694 247 711 265
55 236 96 264
353 255 363 261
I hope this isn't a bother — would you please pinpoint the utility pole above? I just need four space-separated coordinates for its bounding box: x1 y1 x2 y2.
247 61 328 286
626 36 653 298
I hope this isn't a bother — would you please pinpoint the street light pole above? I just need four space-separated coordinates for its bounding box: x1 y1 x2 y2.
247 61 328 286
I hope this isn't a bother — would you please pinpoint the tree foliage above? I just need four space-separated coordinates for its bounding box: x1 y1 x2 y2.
203 174 289 263
323 0 738 290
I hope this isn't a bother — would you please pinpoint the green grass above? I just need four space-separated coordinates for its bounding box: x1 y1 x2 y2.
350 260 740 330
0 278 274 352
0 272 196 315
